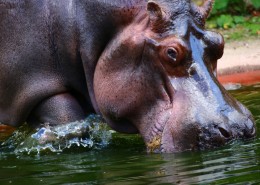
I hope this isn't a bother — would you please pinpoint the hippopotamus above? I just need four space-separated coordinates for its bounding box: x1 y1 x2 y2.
0 0 256 152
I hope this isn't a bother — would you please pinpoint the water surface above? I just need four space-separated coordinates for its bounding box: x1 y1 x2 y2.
0 84 259 185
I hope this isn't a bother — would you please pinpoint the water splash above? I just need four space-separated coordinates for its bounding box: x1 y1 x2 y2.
1 114 112 154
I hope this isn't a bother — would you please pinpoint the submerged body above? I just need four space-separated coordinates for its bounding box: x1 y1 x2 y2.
0 0 256 152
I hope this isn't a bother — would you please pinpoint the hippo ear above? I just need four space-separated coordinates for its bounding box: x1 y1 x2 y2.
191 0 214 25
147 1 163 19
147 1 167 32
147 1 164 20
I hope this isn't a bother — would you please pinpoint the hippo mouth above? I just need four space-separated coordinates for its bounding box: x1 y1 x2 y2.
145 115 171 153
143 103 256 153
146 120 255 153
146 117 256 153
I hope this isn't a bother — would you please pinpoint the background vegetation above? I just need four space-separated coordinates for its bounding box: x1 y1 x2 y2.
195 0 260 41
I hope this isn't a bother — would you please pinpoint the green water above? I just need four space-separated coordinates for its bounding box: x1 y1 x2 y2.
0 85 260 185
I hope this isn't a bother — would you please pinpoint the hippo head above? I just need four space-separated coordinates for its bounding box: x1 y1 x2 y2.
93 0 255 152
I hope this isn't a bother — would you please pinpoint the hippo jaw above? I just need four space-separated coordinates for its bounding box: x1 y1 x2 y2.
93 0 256 152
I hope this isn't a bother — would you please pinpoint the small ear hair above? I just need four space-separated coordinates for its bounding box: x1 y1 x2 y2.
147 1 163 20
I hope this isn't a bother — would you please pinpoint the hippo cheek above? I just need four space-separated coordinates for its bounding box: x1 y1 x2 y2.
93 73 172 135
93 61 171 134
93 41 174 134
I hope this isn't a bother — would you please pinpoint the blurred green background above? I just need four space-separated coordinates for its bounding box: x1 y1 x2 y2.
194 0 260 41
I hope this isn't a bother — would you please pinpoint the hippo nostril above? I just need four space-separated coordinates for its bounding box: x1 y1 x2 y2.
218 126 231 138
250 127 256 136
244 118 256 137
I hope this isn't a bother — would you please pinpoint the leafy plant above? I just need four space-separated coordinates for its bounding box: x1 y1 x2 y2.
216 15 234 29
251 0 260 9
233 16 245 24
206 0 260 33
211 0 229 15
211 0 247 16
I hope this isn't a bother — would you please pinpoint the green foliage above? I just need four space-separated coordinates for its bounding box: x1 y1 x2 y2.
211 0 229 15
233 16 245 24
216 15 234 29
207 15 250 30
211 0 247 16
244 21 260 33
251 0 260 9
210 0 260 17
194 0 260 14
206 0 260 40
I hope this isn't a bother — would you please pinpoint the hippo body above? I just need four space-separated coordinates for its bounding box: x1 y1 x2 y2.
0 0 111 126
0 0 256 152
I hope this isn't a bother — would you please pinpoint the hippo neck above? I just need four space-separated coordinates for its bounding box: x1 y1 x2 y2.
78 0 146 26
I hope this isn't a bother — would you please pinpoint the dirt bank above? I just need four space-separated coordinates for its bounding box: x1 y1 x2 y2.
217 38 260 85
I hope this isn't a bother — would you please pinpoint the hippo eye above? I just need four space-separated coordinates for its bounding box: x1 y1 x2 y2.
166 48 178 62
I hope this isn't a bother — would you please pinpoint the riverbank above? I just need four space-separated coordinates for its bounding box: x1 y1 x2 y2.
217 38 260 85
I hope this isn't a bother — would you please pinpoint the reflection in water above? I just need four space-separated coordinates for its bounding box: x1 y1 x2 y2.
155 140 260 184
0 85 259 184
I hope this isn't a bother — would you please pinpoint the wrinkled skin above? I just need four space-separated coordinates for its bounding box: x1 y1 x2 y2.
0 0 256 152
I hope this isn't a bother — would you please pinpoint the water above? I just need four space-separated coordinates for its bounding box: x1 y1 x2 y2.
0 85 260 185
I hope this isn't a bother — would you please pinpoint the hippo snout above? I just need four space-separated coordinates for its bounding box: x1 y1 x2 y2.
158 99 256 153
198 115 256 150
